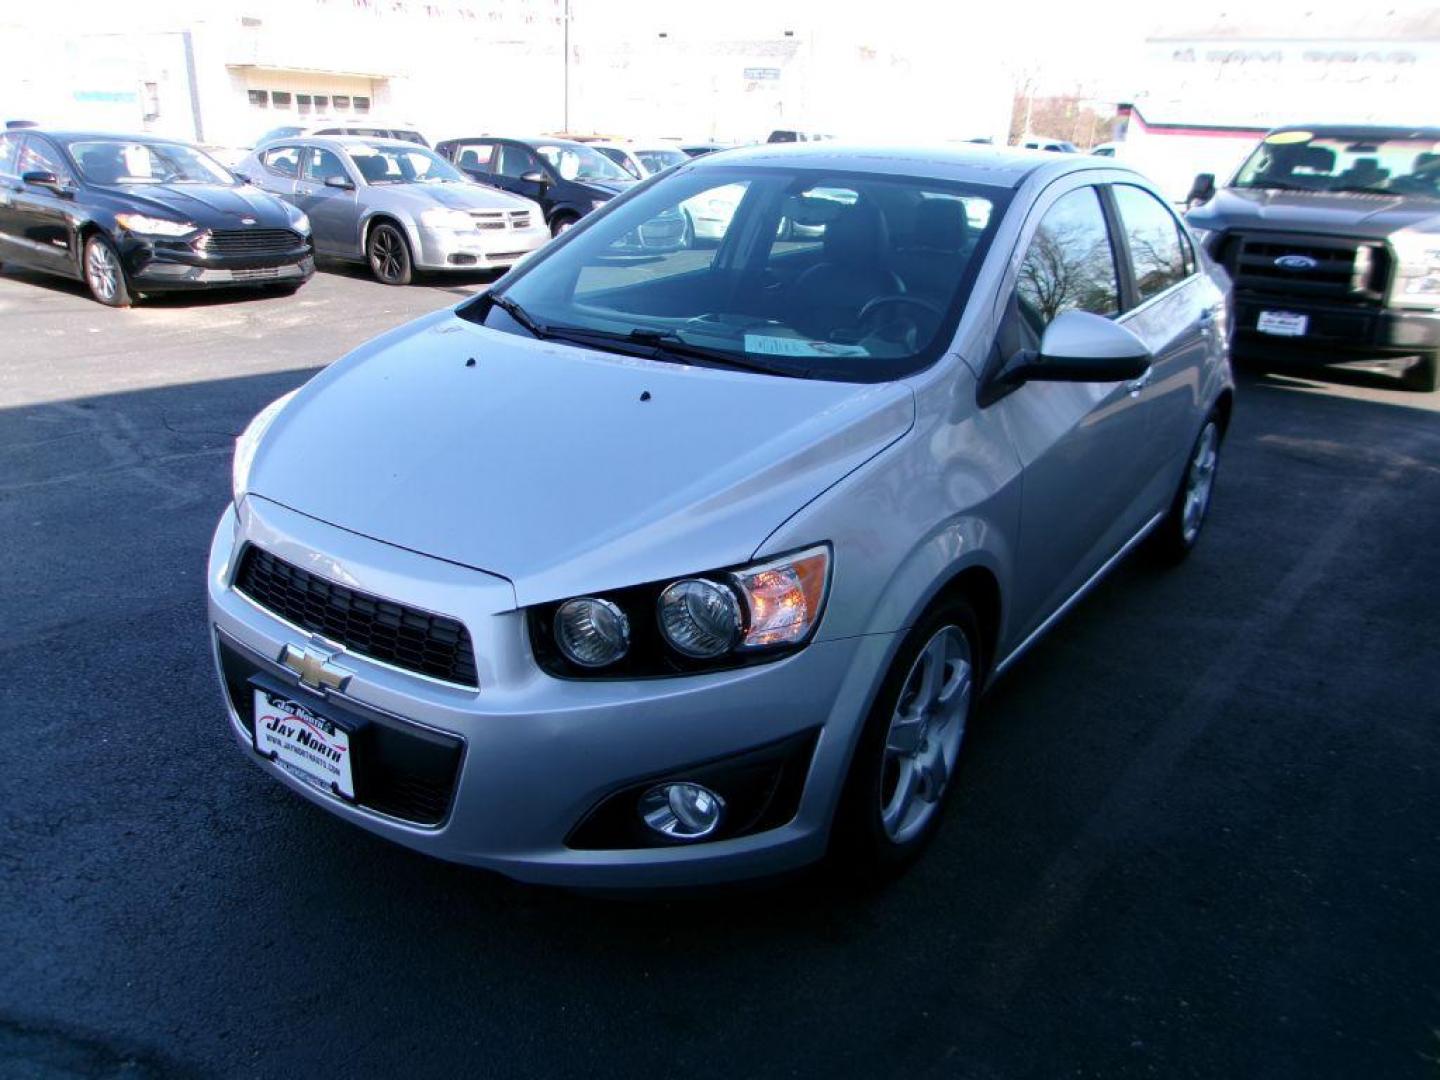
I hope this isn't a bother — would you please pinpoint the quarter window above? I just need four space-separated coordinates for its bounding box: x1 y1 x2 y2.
18 138 70 183
261 145 301 178
1015 186 1120 329
1112 184 1190 301
0 133 20 177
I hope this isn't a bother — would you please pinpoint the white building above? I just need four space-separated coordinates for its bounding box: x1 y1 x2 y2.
0 0 1016 149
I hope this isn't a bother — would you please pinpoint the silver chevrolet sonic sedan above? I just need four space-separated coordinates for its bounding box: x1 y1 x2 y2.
209 144 1233 887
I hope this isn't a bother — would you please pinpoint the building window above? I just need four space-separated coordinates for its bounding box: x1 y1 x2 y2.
333 95 350 110
271 91 292 107
297 93 312 116
314 95 329 111
248 89 269 107
353 96 370 113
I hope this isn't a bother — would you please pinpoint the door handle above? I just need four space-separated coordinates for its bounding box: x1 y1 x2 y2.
1127 367 1153 396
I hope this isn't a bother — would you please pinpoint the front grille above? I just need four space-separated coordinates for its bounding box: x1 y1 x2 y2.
198 228 304 256
235 546 479 688
218 636 464 826
508 210 532 229
467 210 533 231
1221 232 1390 306
230 266 280 281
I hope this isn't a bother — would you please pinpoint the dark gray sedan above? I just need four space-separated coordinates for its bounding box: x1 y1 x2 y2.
236 136 548 285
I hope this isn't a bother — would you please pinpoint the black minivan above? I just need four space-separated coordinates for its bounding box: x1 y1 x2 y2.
0 129 313 307
434 135 638 237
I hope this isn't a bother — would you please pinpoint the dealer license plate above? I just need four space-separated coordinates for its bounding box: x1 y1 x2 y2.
252 688 355 799
1257 310 1308 337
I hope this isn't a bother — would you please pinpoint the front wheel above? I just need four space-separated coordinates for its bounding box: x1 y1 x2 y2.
83 235 133 307
550 213 577 238
1149 416 1222 563
367 222 413 286
830 598 983 881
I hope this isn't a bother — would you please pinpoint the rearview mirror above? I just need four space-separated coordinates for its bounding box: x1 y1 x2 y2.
519 169 548 186
1008 310 1152 384
1185 172 1216 208
22 170 72 197
324 175 355 190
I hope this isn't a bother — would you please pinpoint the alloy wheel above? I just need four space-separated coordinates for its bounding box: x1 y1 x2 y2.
879 625 972 844
1181 422 1220 544
369 226 407 283
86 241 119 303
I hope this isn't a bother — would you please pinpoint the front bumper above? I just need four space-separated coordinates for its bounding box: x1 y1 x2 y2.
1233 292 1440 362
123 233 315 291
207 497 893 887
412 224 550 271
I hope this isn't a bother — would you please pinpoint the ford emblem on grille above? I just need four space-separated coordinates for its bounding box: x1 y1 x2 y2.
241 217 257 225
1274 254 1319 271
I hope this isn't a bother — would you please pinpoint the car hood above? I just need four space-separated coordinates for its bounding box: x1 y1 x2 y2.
373 182 536 212
248 311 916 606
1192 186 1440 239
578 179 634 199
94 183 296 227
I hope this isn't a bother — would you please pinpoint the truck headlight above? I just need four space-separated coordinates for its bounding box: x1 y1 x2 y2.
232 391 297 506
1391 232 1440 308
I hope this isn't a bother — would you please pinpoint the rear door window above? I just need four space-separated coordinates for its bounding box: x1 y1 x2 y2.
0 132 23 178
302 147 349 184
1111 184 1190 302
452 142 496 173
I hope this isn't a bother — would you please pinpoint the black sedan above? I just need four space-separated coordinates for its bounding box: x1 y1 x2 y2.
0 130 313 307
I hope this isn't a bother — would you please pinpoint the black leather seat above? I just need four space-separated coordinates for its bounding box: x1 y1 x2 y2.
355 155 393 184
789 202 904 339
80 147 126 185
894 198 971 300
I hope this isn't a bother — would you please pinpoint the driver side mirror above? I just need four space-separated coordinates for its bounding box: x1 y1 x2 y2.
22 170 73 197
1185 172 1217 208
323 175 355 190
1003 310 1152 385
519 169 549 187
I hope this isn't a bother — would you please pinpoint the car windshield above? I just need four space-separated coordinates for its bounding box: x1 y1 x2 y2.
534 143 632 183
1234 130 1440 198
349 143 464 185
69 140 235 185
467 165 1006 382
636 148 689 174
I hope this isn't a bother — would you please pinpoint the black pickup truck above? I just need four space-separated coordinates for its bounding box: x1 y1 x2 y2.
1185 125 1440 392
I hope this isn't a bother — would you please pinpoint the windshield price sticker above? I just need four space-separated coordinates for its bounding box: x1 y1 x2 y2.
744 334 869 358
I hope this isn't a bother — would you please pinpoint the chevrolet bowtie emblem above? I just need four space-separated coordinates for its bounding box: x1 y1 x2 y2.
280 643 352 692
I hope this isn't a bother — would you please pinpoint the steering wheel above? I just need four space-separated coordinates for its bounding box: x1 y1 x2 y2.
858 295 945 324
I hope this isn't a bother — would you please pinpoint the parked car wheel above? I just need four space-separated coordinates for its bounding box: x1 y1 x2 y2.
83 235 133 308
551 213 578 238
1404 351 1439 393
831 597 983 880
367 222 413 286
1149 416 1222 562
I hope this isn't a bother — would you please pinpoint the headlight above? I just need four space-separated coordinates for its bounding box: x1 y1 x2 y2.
554 598 630 667
232 391 297 506
530 545 831 677
291 211 311 235
114 212 196 237
420 207 475 230
1392 231 1440 307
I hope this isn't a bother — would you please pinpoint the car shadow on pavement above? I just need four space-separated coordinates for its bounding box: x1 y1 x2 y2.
3 365 1439 1077
1236 353 1432 395
313 256 506 297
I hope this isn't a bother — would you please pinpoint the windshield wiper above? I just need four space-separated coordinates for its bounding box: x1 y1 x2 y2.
487 293 547 338
1328 185 1396 196
531 324 802 377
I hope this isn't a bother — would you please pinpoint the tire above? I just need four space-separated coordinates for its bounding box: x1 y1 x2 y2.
82 235 133 308
1403 351 1439 393
366 221 413 286
829 597 984 882
550 213 577 238
1148 415 1222 563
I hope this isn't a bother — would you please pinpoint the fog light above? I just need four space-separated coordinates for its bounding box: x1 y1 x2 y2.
639 782 725 841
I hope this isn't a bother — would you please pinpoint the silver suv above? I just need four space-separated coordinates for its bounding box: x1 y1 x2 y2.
210 144 1232 887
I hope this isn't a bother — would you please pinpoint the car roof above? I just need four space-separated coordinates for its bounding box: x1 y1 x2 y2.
684 141 1117 189
20 130 195 146
442 135 592 149
259 135 427 151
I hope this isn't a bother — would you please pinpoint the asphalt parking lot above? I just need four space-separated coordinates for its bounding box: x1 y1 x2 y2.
2 263 1438 1080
